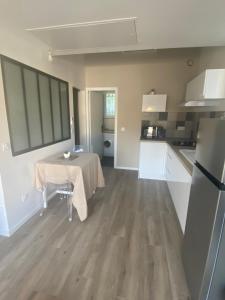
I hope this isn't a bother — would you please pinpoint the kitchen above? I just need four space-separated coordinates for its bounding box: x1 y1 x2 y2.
1 1 225 298
139 68 225 300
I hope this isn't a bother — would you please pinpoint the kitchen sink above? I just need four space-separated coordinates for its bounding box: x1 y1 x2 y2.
179 149 196 165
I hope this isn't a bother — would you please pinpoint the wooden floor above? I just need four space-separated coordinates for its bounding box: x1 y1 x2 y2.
0 168 190 300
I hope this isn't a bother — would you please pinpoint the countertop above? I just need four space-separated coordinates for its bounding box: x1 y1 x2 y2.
168 144 194 175
140 137 195 175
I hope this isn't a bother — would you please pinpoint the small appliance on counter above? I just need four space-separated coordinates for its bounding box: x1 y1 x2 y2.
141 125 165 139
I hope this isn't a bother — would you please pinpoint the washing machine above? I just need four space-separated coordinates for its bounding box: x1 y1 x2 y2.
103 133 114 157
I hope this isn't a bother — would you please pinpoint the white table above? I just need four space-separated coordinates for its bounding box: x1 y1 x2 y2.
34 153 105 222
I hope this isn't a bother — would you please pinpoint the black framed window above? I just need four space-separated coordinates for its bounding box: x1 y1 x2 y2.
0 55 71 156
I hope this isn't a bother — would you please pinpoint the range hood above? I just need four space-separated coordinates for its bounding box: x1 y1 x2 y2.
182 99 225 107
182 69 225 107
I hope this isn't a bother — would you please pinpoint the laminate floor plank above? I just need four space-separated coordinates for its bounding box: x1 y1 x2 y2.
0 168 189 300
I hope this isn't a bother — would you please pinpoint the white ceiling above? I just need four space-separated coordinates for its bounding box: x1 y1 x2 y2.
1 0 225 55
27 18 137 52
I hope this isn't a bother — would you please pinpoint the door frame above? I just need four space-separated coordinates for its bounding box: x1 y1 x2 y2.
72 87 80 145
86 87 118 168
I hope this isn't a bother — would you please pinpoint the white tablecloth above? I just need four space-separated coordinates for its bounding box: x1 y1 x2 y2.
34 153 105 221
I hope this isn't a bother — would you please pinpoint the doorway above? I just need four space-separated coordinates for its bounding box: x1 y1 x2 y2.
86 88 118 168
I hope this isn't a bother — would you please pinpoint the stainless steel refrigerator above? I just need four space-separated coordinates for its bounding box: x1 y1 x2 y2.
182 118 225 300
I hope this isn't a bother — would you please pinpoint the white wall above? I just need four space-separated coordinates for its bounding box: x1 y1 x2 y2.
85 49 200 168
0 23 85 236
198 46 225 70
0 174 9 236
104 118 115 131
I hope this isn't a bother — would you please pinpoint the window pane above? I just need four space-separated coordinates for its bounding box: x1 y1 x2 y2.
1 56 70 156
24 68 42 148
39 74 53 144
60 82 70 139
104 93 115 117
2 61 29 153
51 79 62 141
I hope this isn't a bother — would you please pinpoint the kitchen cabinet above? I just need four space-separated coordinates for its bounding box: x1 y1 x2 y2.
138 141 192 233
185 69 225 102
139 141 167 180
142 94 167 112
165 146 192 233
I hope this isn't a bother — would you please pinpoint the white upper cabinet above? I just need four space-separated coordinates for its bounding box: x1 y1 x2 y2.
142 94 167 112
185 69 225 102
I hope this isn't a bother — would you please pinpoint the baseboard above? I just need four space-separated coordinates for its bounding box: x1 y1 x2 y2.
5 191 57 237
115 166 138 171
0 228 10 237
5 205 40 237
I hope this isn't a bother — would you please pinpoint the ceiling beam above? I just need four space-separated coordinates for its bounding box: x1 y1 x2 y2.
51 41 225 56
52 44 158 56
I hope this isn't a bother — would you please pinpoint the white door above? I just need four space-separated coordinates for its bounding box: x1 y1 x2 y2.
90 91 104 157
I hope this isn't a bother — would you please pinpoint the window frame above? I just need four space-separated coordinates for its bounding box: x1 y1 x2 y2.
0 54 71 156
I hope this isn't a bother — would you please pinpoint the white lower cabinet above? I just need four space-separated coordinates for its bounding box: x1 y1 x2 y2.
165 146 192 233
138 141 192 233
139 141 167 180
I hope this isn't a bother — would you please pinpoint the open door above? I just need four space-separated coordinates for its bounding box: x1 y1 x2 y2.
73 87 80 145
86 87 118 168
89 91 104 157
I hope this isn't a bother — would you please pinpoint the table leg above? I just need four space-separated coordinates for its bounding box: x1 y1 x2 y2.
40 186 47 216
67 195 73 222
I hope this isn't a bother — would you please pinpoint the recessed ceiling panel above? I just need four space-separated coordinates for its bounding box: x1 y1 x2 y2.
27 18 137 51
2 0 225 54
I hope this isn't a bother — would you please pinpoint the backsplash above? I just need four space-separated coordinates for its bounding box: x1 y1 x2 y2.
141 111 225 139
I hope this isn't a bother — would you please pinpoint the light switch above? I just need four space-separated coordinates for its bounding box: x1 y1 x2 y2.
121 127 125 132
1 142 10 152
